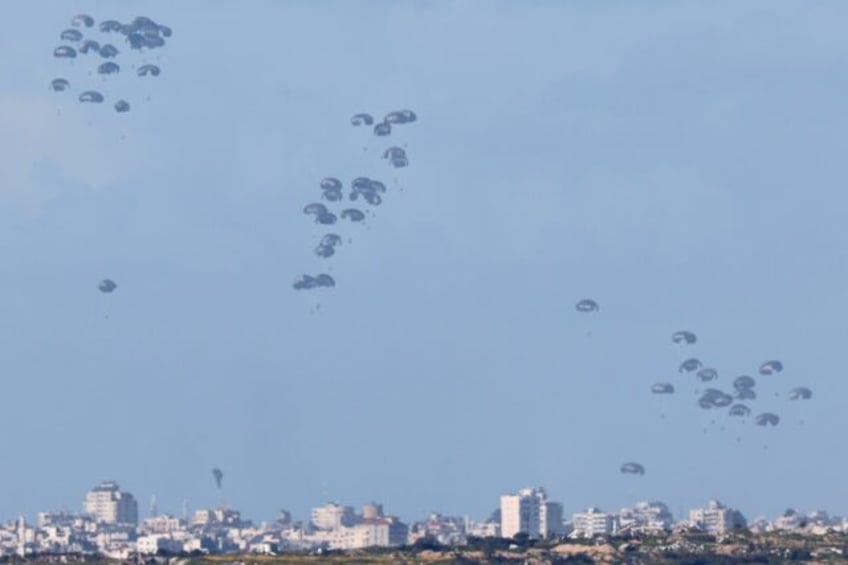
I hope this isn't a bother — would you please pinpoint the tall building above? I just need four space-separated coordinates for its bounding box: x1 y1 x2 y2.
688 500 746 534
83 481 139 525
617 501 674 534
500 487 562 539
572 507 614 537
311 503 357 531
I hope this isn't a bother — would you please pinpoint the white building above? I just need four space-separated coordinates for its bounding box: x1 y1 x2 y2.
572 508 614 538
688 500 746 534
83 481 139 525
500 487 563 539
328 518 409 550
311 503 356 531
617 501 674 534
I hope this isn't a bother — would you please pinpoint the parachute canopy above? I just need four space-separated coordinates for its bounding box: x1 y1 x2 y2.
71 14 95 28
114 100 130 113
54 46 77 58
351 113 374 126
755 412 780 427
98 279 117 293
651 383 675 394
679 358 702 373
672 331 697 344
51 78 70 92
98 62 120 75
729 404 751 417
788 386 812 400
79 91 104 103
212 468 223 489
61 29 83 42
341 208 365 222
620 462 645 475
137 64 161 77
696 368 718 382
575 299 599 313
759 360 784 375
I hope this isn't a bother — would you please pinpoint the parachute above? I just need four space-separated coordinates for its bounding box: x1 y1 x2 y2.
754 412 780 427
374 121 391 136
97 62 120 75
98 279 117 293
322 189 343 202
759 360 784 375
293 274 335 290
51 78 70 92
729 404 751 417
351 113 374 126
788 387 812 400
620 462 645 475
79 40 101 55
137 64 161 77
383 147 407 161
341 209 365 222
678 358 702 373
304 203 328 216
733 376 756 391
99 44 119 58
60 29 83 42
79 91 104 103
71 14 95 28
672 331 697 344
212 468 223 489
314 234 342 258
99 20 122 33
54 46 77 59
651 383 674 394
385 109 417 124
114 100 130 113
315 212 337 225
575 299 599 312
696 368 718 382
698 389 733 409
320 178 343 191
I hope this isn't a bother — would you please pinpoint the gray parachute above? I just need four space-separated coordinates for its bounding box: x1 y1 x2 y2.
314 234 342 258
293 274 335 290
672 331 697 344
620 462 645 475
679 358 702 373
51 78 70 92
729 404 751 417
137 64 161 77
99 44 119 58
61 29 83 42
99 20 122 33
71 14 95 28
351 113 374 126
696 368 718 382
79 40 100 54
698 388 733 409
114 100 130 113
98 279 117 293
788 387 812 400
575 299 599 313
54 46 77 58
759 360 784 375
383 146 409 168
651 383 674 394
733 376 756 391
374 121 391 136
212 468 223 489
755 412 780 427
320 177 343 191
98 62 120 75
341 209 366 222
79 91 104 103
385 109 417 124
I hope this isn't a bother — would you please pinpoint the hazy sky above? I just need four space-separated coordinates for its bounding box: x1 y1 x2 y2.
3 0 848 524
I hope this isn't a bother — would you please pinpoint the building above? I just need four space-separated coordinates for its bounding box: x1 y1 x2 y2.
572 508 614 538
311 503 356 531
617 501 674 534
688 500 746 534
500 487 563 539
329 517 409 550
83 481 139 525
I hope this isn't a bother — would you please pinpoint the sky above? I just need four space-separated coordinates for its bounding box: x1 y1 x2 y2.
2 0 848 525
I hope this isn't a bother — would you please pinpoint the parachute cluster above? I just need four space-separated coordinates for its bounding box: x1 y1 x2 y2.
50 14 172 114
292 109 418 298
653 329 813 440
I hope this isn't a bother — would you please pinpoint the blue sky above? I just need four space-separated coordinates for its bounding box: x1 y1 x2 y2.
2 0 848 524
